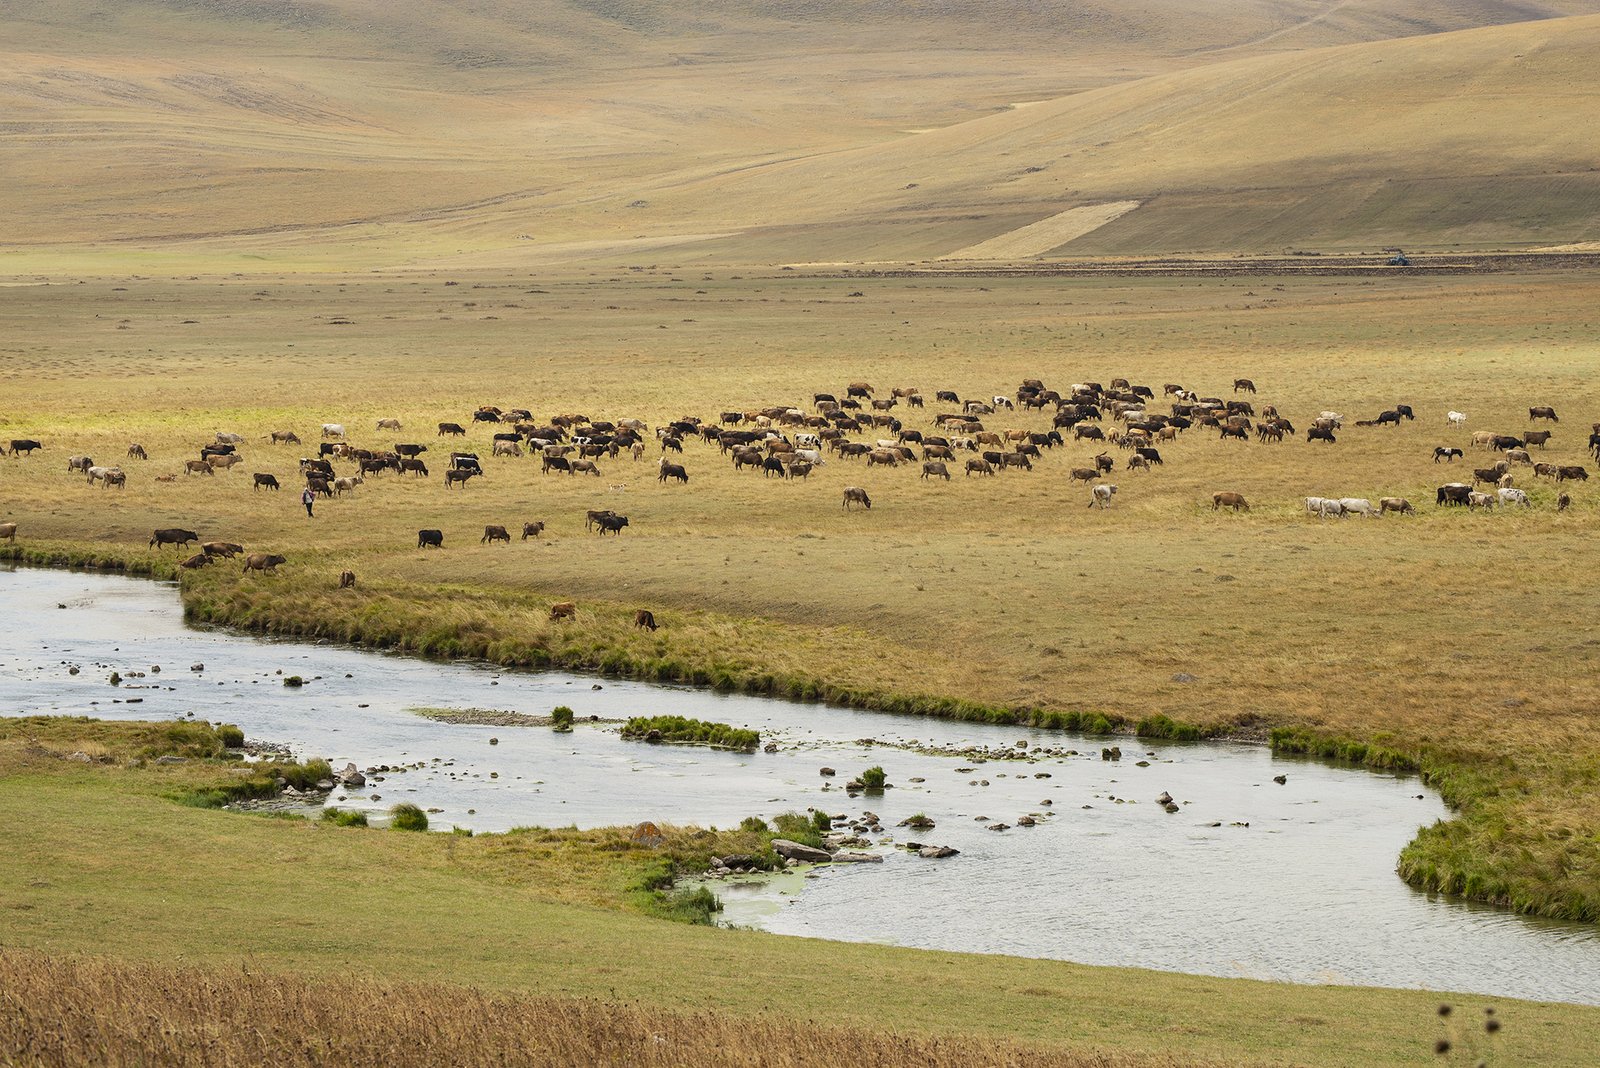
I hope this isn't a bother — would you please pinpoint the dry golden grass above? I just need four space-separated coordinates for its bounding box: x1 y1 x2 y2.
0 950 1222 1068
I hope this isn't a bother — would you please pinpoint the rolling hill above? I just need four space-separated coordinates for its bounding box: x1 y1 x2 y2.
4 0 1600 268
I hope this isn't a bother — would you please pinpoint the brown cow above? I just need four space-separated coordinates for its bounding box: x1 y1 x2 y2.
842 486 872 509
150 528 199 549
1558 492 1572 511
127 443 148 460
184 459 214 476
866 449 899 468
253 473 280 491
634 609 659 631
339 569 357 588
1233 378 1256 394
1212 492 1250 512
1557 466 1590 482
376 418 402 431
268 430 301 445
0 522 16 543
1523 429 1553 448
921 461 950 480
481 525 511 544
965 458 994 477
522 521 546 540
179 553 212 570
242 553 286 573
1529 406 1559 422
549 601 577 621
208 453 243 470
203 542 244 558
1379 497 1414 516
1069 467 1098 483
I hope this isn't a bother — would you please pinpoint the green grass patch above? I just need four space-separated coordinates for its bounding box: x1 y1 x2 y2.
620 715 759 751
322 808 369 828
389 803 429 832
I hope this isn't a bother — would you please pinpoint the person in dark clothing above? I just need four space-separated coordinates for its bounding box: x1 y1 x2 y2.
302 487 315 518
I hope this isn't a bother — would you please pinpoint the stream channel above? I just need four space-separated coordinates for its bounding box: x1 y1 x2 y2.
3 564 1596 1003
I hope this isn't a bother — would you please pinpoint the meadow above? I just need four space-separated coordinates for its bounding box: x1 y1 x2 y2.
3 264 1599 926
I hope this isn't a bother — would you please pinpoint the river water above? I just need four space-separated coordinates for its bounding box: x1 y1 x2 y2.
2 565 1596 1003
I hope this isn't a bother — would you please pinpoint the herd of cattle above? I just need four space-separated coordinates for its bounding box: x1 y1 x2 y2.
4 379 1594 575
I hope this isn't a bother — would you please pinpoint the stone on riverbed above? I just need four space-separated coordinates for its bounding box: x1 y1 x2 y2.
829 851 883 864
918 845 960 859
771 839 831 864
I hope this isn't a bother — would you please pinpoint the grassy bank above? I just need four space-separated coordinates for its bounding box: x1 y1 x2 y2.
3 716 1596 1066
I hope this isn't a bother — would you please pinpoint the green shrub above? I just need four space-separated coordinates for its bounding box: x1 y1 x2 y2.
389 803 429 832
216 724 245 748
859 765 887 790
739 816 769 833
771 811 824 850
277 759 333 791
552 705 574 732
1136 714 1206 741
620 715 759 751
283 675 304 687
321 808 368 827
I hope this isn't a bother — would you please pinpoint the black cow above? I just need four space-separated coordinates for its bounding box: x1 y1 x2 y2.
150 528 200 549
437 422 466 436
1308 427 1337 444
8 439 43 456
1433 447 1463 463
1135 447 1163 465
1436 483 1472 506
596 514 629 536
418 529 444 548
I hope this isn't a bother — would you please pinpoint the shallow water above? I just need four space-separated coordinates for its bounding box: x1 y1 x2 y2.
3 565 1597 1003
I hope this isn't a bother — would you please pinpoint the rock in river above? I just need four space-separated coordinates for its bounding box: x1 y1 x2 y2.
918 845 960 859
771 839 831 864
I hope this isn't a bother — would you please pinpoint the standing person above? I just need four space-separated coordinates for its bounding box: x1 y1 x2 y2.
302 486 315 518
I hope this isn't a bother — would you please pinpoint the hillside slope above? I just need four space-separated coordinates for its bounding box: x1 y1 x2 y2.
3 1 1600 266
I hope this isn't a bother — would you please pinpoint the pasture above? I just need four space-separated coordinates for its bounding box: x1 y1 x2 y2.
3 265 1599 920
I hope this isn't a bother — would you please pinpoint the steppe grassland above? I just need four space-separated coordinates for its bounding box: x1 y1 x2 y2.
2 266 1598 913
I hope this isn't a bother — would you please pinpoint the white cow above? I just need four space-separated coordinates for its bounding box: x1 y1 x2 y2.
1338 498 1378 518
1468 491 1496 510
1497 487 1531 507
321 423 345 440
793 449 823 466
1447 411 1467 427
1089 483 1118 509
1318 411 1344 427
1304 496 1344 519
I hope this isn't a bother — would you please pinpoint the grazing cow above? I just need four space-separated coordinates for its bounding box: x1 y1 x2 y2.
999 452 1032 471
492 440 522 458
1472 468 1504 487
127 444 148 460
1448 411 1467 427
242 553 286 573
0 522 15 543
787 461 814 480
179 553 212 570
481 525 511 544
253 473 280 491
399 458 429 477
658 461 688 483
1490 435 1524 451
1592 433 1600 460
634 609 659 631
1433 447 1463 463
1523 430 1553 449
1558 492 1572 511
437 422 467 436
1533 462 1559 479
1557 466 1590 482
102 470 126 490
339 569 357 589
842 486 872 510
1379 497 1414 516
377 418 402 431
866 449 899 468
1127 454 1150 472
596 513 629 535
572 459 602 476
202 542 243 558
965 458 994 477
1498 488 1531 507
1219 424 1248 442
1395 405 1416 420
1089 483 1117 509
541 455 572 476
1436 483 1472 506
8 440 43 456
1074 425 1104 441
474 410 501 424
521 522 545 540
847 382 874 398
417 529 444 549
1256 423 1283 443
67 455 94 473
921 461 950 480
320 424 345 440
269 430 301 445
1467 491 1496 510
1375 410 1403 426
1211 492 1249 512
183 459 214 476
1304 497 1343 519
1233 378 1256 394
1069 467 1099 483
215 433 245 445
1504 448 1532 466
1530 406 1559 422
585 509 617 531
1338 498 1378 518
1307 427 1337 444
549 601 577 621
444 468 478 488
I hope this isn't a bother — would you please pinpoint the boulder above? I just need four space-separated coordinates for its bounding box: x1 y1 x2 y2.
335 763 366 788
819 767 836 776
771 839 831 864
918 845 960 859
829 851 883 863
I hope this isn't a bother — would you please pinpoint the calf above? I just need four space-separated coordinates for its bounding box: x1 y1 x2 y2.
339 569 357 588
1307 427 1336 444
1433 447 1463 463
184 459 215 476
1212 491 1249 512
269 430 300 445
